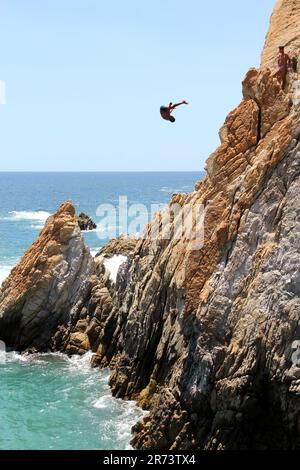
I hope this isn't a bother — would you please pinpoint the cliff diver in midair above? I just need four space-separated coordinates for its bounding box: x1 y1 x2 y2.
160 100 189 123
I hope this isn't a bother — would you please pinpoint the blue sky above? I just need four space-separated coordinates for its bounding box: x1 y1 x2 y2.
0 0 276 171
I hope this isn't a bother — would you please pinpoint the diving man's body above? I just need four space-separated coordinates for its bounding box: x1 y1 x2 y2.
160 100 188 123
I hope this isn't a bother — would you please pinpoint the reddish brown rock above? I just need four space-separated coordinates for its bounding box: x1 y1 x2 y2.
0 202 94 350
261 0 300 70
242 67 291 136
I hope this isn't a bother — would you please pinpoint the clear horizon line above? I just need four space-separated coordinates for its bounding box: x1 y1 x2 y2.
0 170 205 173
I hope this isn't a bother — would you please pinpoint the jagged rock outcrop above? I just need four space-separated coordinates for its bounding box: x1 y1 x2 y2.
0 202 95 351
0 202 123 356
77 212 97 231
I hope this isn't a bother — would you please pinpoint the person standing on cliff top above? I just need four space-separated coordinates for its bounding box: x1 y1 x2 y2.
273 46 291 90
160 100 188 123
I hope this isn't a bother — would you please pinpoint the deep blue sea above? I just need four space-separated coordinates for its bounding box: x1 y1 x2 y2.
0 171 202 449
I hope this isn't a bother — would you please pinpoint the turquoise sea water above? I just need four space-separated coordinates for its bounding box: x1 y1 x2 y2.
0 352 145 450
0 171 202 450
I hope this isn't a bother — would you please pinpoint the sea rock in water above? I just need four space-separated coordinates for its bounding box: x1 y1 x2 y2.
77 212 97 231
0 202 117 355
0 202 95 351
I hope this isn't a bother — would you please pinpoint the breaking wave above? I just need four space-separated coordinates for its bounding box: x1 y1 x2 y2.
4 210 51 222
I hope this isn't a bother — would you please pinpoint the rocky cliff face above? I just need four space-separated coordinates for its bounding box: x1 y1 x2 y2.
92 0 300 449
0 0 299 451
91 77 300 449
261 0 300 69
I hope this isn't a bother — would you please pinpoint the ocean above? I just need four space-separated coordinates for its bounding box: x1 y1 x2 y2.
0 171 202 450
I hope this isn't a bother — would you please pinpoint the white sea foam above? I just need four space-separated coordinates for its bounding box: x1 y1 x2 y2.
115 400 149 449
0 265 14 284
4 351 32 363
159 185 192 193
65 351 95 373
3 351 95 369
93 393 147 449
90 248 101 257
30 224 45 230
1 350 145 449
104 255 127 283
6 210 51 222
93 394 114 409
